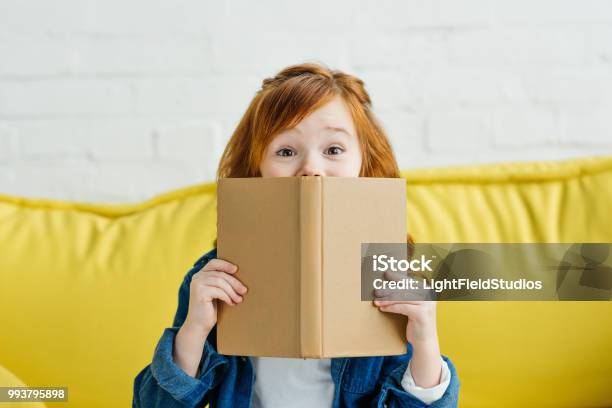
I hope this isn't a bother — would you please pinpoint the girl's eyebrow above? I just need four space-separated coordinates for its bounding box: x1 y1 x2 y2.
282 125 353 139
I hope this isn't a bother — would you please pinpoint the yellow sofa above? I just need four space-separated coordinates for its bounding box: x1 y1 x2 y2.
1 155 611 408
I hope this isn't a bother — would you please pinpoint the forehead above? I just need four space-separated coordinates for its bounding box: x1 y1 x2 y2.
293 96 355 132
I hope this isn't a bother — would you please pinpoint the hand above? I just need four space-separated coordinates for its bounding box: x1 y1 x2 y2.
373 299 438 345
174 258 248 378
372 268 438 345
374 298 443 388
183 258 248 336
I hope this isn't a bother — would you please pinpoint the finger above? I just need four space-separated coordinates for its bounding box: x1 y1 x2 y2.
208 271 248 295
382 269 407 282
372 289 405 302
373 300 426 306
206 286 235 306
372 285 434 301
202 258 239 274
378 302 421 316
373 288 400 298
203 276 243 304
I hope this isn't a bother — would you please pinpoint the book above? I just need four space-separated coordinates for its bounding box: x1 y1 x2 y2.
216 176 407 358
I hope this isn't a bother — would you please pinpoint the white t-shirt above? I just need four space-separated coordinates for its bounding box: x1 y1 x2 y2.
250 356 451 407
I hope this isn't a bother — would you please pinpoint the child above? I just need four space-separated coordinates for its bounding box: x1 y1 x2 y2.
133 63 460 407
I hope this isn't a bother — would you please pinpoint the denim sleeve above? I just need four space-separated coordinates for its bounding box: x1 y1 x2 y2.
133 248 229 407
376 343 460 408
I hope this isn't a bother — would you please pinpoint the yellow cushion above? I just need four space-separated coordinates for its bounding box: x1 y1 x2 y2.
0 185 218 407
0 155 611 407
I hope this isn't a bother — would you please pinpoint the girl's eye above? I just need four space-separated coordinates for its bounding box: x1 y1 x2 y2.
276 148 295 157
325 146 344 155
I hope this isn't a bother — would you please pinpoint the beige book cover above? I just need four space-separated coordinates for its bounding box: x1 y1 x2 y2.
216 176 407 358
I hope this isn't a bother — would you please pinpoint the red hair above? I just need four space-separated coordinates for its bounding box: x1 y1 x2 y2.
216 62 400 179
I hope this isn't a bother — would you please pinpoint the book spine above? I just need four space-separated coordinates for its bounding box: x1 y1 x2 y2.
299 177 323 358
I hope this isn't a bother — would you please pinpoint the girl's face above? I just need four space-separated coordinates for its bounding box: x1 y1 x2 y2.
259 95 362 178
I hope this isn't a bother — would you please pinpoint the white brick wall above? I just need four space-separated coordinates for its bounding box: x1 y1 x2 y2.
0 0 611 202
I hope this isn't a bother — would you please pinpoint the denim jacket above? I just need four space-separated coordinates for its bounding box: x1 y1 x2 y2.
133 248 460 407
